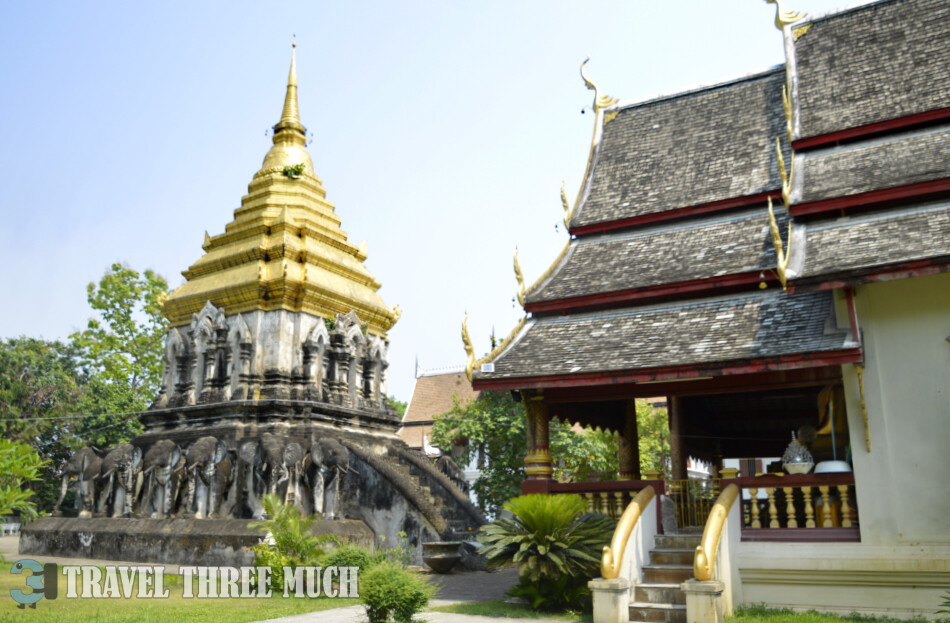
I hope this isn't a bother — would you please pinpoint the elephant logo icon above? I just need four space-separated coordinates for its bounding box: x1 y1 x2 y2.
9 560 58 609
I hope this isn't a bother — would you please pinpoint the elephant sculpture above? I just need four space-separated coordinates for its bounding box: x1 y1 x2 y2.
139 439 182 518
182 436 230 519
97 444 143 518
256 433 309 511
238 439 265 519
52 447 102 518
308 437 351 520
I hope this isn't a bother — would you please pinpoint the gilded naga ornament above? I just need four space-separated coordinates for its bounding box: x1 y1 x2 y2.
580 57 618 113
560 182 571 229
765 0 807 30
462 312 476 382
513 248 526 307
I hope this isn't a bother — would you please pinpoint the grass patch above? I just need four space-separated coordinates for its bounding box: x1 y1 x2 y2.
0 561 359 623
429 599 592 621
730 604 936 623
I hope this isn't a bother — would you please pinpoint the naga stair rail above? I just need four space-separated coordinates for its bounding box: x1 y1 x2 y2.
601 485 656 579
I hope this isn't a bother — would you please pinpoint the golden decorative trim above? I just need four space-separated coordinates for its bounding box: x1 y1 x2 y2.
391 305 401 323
792 23 812 41
514 247 526 307
525 449 552 463
580 57 618 113
462 311 476 382
601 486 655 580
855 364 870 452
767 136 795 290
561 182 572 229
694 483 739 581
782 85 793 144
603 110 620 125
766 0 808 31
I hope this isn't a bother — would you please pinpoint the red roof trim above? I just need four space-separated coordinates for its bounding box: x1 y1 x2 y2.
792 106 950 151
526 271 780 315
569 190 781 237
472 348 863 392
787 257 950 294
790 178 950 218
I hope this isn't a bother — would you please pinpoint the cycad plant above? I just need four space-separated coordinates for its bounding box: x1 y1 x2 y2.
249 494 339 590
478 494 615 610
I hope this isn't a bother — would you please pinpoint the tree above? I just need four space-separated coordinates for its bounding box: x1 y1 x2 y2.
0 439 49 521
388 396 407 419
432 391 671 516
70 262 168 412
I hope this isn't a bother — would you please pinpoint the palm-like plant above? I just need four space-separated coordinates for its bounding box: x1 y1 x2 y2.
478 494 614 583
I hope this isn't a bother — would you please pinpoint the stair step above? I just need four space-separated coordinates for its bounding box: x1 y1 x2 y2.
650 548 695 565
629 602 686 623
634 582 685 605
642 564 693 584
654 534 701 549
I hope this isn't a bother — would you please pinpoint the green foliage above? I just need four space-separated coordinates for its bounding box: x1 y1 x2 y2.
375 531 414 568
324 317 336 331
249 494 340 590
359 563 435 623
479 494 614 582
0 438 49 520
388 396 408 420
282 163 306 178
508 574 591 613
432 391 658 516
70 262 168 412
732 604 927 623
938 590 950 617
636 400 671 477
322 545 374 570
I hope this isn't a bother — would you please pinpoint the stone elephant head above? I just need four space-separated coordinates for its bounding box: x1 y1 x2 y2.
140 439 182 518
52 447 102 518
307 437 351 520
183 436 230 519
97 444 143 518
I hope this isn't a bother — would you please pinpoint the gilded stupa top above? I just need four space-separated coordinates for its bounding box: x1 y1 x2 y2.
162 43 398 337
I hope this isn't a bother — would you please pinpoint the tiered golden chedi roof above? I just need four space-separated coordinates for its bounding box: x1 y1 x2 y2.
163 44 398 337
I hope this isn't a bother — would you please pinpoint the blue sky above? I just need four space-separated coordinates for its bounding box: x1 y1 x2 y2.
0 0 867 402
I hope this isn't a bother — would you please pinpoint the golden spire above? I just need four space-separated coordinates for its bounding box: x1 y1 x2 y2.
277 37 303 132
260 38 313 174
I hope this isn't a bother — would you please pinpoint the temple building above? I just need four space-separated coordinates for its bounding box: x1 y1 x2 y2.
469 0 949 617
23 44 483 566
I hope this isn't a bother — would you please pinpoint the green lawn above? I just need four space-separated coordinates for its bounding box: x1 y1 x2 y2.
0 561 359 623
730 605 937 623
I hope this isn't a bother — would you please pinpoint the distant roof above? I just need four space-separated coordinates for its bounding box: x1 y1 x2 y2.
527 208 784 307
399 369 480 451
477 290 858 388
570 68 788 229
792 0 950 143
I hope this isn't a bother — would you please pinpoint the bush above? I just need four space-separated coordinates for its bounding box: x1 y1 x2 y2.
322 545 374 570
477 494 615 611
360 563 435 623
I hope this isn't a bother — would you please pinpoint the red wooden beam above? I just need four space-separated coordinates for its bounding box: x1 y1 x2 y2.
526 271 780 315
790 178 950 219
473 348 864 392
741 527 860 542
569 190 781 237
792 106 950 151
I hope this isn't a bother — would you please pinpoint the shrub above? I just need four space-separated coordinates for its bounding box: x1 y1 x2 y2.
477 494 615 611
360 563 435 623
249 494 339 591
322 545 374 570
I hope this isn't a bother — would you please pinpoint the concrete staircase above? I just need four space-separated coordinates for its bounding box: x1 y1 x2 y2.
629 532 700 623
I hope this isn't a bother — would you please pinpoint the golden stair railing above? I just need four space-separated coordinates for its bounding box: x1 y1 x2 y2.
693 483 739 581
601 485 655 579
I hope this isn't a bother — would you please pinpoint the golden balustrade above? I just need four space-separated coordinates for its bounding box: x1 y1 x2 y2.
693 484 739 581
546 478 665 522
726 473 859 542
600 486 656 579
666 478 721 529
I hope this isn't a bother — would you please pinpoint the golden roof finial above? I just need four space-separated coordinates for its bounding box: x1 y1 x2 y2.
514 247 526 307
278 36 302 131
765 0 807 30
560 182 571 229
462 311 476 382
580 57 618 113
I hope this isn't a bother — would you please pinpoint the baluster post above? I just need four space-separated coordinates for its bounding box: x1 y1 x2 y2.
749 487 761 528
783 487 798 528
803 486 815 528
766 487 779 528
819 486 833 527
838 485 853 527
